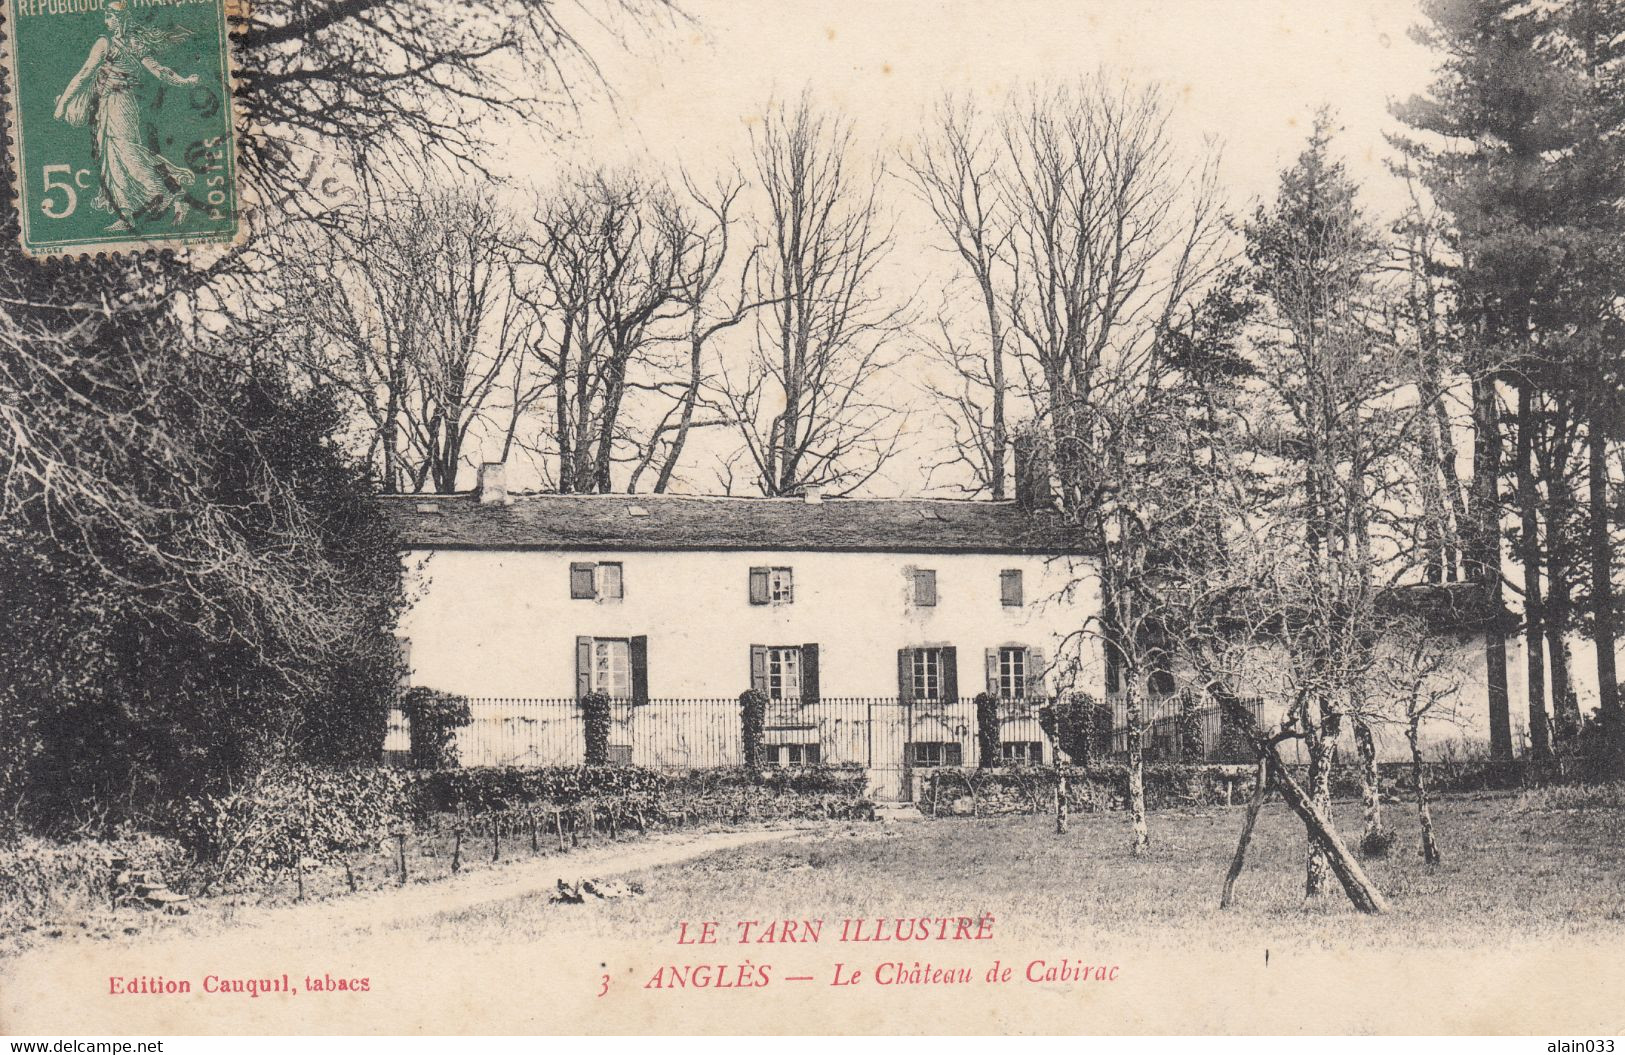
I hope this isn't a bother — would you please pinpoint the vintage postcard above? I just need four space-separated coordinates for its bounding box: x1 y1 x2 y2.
2 0 240 256
1 0 1624 1041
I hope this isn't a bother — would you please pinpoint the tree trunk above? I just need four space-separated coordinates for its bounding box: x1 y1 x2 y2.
1303 707 1337 898
1517 383 1551 758
1126 689 1149 857
1055 763 1068 835
1470 373 1513 759
1211 684 1390 913
1407 719 1440 866
1220 758 1270 910
1352 716 1384 848
1589 424 1619 728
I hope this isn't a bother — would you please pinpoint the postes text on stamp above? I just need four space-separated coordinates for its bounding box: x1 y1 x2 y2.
3 0 240 257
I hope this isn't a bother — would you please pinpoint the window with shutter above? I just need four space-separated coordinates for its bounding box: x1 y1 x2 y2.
768 567 794 603
998 646 1027 699
911 648 944 700
766 646 802 700
570 563 597 599
598 562 624 600
912 568 938 606
1000 569 1024 606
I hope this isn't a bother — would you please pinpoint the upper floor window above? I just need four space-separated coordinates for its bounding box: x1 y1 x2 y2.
570 561 624 601
1000 569 1024 607
749 566 794 605
998 646 1027 699
911 568 938 607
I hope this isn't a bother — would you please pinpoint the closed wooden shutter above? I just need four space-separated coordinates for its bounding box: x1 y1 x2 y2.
748 567 770 605
1000 569 1023 606
897 648 913 704
630 635 649 705
985 648 999 696
801 643 820 703
941 645 958 701
750 645 768 693
1026 647 1046 698
915 569 937 606
570 563 596 599
575 636 594 698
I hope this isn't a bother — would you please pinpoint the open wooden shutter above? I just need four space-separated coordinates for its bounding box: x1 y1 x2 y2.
1000 569 1023 606
985 648 999 696
1026 647 1046 699
942 645 958 701
897 648 913 704
748 567 770 605
801 643 820 703
630 635 649 705
570 563 596 599
750 645 768 693
575 636 594 698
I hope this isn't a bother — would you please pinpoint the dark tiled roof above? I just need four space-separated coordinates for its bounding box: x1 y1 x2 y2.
383 492 1088 555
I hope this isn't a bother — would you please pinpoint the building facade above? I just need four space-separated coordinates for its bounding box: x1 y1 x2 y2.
387 466 1103 793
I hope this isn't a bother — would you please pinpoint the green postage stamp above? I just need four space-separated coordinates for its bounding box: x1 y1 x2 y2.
3 0 241 257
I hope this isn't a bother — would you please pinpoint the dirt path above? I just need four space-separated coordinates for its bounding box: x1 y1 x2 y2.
2 824 806 972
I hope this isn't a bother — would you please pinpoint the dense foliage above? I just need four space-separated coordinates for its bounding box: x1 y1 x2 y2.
402 688 472 770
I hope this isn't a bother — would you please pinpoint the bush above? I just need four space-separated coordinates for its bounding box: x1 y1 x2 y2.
580 692 612 766
1176 693 1204 761
1038 694 1111 766
401 688 471 770
0 830 190 929
171 763 410 887
975 693 1000 769
739 689 767 770
416 764 668 816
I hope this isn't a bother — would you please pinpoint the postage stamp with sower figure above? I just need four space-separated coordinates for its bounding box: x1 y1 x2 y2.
3 0 241 257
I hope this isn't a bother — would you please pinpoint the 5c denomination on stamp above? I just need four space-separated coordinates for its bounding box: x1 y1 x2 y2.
3 0 241 257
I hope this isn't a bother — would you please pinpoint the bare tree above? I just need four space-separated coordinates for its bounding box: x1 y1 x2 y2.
904 96 1016 498
716 95 908 497
527 170 687 492
627 172 767 494
275 187 544 492
1374 617 1471 865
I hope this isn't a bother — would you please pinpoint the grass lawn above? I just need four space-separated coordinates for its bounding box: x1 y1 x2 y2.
414 791 1625 951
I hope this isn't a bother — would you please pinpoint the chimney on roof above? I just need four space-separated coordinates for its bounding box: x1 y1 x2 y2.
802 485 824 505
1012 430 1053 513
476 461 508 505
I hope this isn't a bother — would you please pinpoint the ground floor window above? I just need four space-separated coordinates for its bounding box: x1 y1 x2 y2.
907 741 963 767
998 647 1027 699
768 646 802 700
1000 741 1043 764
763 743 821 767
607 744 633 766
592 638 631 697
912 648 944 700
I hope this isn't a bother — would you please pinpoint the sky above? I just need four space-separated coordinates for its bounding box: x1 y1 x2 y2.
470 0 1447 496
529 0 1440 219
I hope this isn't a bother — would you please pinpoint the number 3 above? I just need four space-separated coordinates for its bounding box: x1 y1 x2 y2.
41 164 78 219
598 974 609 997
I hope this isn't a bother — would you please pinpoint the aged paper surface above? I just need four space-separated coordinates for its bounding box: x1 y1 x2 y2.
3 0 1624 1037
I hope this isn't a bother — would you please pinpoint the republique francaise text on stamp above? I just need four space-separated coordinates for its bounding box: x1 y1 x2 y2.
2 0 241 257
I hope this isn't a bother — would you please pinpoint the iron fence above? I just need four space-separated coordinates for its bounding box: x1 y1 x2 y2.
386 694 1262 777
